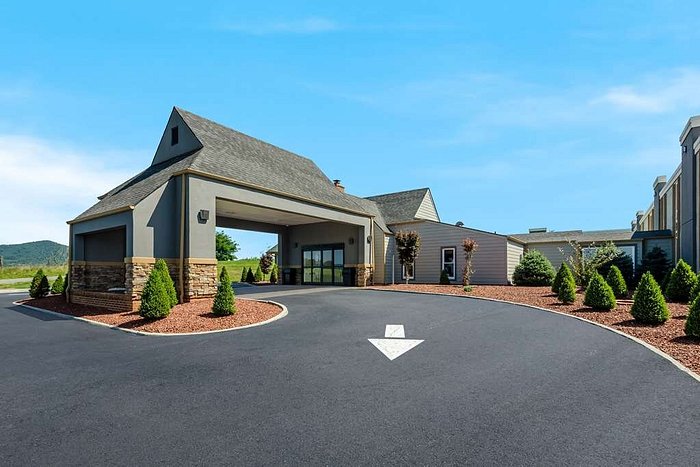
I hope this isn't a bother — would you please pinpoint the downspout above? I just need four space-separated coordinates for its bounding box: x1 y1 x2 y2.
66 224 72 303
179 174 186 303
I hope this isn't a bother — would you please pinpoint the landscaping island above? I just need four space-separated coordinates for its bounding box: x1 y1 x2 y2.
20 295 284 334
370 284 700 375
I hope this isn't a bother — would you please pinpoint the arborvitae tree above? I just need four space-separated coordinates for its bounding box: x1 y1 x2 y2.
254 265 263 282
212 266 236 316
154 259 177 307
512 250 556 286
665 259 697 303
51 274 64 295
605 265 628 299
558 268 577 304
240 267 248 283
689 273 700 303
38 275 50 298
583 272 616 310
552 263 571 294
246 268 255 283
269 263 278 284
139 268 171 319
439 269 450 285
29 268 47 298
631 271 669 324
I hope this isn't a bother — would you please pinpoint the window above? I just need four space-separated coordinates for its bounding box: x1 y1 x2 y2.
441 247 456 280
171 126 179 146
402 263 415 280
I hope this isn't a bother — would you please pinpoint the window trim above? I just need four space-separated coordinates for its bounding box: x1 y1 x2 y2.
402 263 415 280
441 247 456 280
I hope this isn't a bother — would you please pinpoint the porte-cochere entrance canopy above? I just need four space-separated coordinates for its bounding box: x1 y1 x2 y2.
66 107 407 310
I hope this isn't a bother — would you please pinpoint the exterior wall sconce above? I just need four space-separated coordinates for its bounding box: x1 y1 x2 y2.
294 242 299 248
198 209 209 223
348 237 355 245
367 235 372 244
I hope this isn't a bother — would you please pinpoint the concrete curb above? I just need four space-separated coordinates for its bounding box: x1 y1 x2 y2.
366 287 700 383
12 299 288 337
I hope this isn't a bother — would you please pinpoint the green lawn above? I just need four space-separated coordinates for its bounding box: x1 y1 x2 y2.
0 281 32 290
218 258 263 282
0 265 67 280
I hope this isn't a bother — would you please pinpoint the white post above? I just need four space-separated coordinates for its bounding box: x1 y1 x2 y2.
391 255 395 285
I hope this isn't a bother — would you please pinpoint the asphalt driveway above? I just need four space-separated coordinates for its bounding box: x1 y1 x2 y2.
1 289 698 465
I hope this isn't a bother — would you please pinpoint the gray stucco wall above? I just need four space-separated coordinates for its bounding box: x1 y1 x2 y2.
386 220 510 285
151 111 203 166
132 178 181 258
680 126 700 267
81 227 127 262
71 211 133 260
285 222 362 267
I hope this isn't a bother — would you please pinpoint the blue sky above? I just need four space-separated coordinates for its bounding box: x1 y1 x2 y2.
2 1 700 257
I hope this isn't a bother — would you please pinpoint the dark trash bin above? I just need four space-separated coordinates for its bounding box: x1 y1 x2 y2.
282 268 296 285
342 267 356 286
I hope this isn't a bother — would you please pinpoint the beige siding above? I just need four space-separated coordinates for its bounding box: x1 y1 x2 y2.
372 222 386 284
416 191 440 222
526 242 574 271
387 220 509 285
506 240 524 283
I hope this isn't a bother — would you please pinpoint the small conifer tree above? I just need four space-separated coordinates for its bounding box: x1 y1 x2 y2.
558 272 577 304
154 259 177 307
240 267 248 283
512 250 556 286
270 263 279 284
689 273 700 303
246 268 255 283
583 272 616 310
139 268 171 319
605 265 628 299
665 259 697 302
254 265 263 282
29 269 47 298
552 263 571 294
439 269 451 285
212 266 236 316
51 274 65 295
631 271 669 324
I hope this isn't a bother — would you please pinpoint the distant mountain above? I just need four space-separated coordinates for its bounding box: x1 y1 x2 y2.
0 240 68 266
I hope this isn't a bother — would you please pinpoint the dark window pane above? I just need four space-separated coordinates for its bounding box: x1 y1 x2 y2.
443 249 454 263
303 251 312 267
323 250 333 267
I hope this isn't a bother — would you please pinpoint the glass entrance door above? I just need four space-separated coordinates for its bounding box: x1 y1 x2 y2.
302 245 344 285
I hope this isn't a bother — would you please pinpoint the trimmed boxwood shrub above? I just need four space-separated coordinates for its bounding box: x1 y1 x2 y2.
439 269 450 285
139 268 171 319
631 271 669 324
689 274 700 303
605 265 627 299
552 263 571 294
512 250 556 286
270 264 278 284
664 259 697 303
246 268 255 283
685 296 700 337
212 267 236 316
154 259 177 307
254 265 263 282
51 274 65 295
29 269 49 298
584 272 616 310
557 269 577 304
240 267 248 283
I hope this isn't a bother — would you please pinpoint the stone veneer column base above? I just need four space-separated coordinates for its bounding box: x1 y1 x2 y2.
183 260 217 301
356 265 373 287
124 258 181 302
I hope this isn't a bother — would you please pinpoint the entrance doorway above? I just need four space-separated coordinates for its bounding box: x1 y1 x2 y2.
302 244 344 285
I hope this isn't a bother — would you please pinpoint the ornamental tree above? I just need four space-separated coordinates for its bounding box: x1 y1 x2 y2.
665 259 697 303
259 253 274 278
154 259 177 307
395 231 421 285
462 238 478 286
212 266 236 316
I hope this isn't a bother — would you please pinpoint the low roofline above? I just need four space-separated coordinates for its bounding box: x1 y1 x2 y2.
680 115 700 143
67 205 135 225
658 163 682 198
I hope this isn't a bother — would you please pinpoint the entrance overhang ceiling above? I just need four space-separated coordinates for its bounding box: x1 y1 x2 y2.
215 199 325 226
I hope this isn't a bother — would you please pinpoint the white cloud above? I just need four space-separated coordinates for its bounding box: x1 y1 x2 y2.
218 17 340 35
0 135 139 245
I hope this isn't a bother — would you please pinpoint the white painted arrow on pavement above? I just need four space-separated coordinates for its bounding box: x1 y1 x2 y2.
368 325 423 361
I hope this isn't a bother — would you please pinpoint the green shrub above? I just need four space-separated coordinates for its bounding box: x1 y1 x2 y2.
29 269 49 298
254 265 263 282
212 266 236 316
631 271 669 324
154 259 177 307
270 264 278 284
639 247 671 284
240 267 248 283
598 253 634 287
664 259 697 302
139 268 171 319
512 250 556 286
583 272 616 310
552 263 571 294
439 269 450 285
689 274 700 303
463 285 473 292
51 274 65 295
246 268 255 283
605 265 627 299
557 266 577 304
660 269 672 292
685 296 700 337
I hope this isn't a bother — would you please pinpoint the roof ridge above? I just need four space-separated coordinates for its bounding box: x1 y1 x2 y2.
364 187 429 199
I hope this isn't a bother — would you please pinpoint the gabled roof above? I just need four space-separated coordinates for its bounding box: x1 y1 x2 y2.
71 107 389 228
508 228 673 244
365 188 438 225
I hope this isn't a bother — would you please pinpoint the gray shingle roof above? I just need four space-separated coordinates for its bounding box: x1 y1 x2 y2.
365 188 430 225
72 107 389 229
508 228 672 244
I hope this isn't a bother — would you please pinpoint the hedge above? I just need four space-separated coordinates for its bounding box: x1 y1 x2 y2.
512 250 556 286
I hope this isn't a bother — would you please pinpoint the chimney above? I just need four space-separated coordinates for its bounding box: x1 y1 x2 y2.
528 227 547 233
333 179 345 193
652 175 667 230
631 220 637 231
636 210 644 230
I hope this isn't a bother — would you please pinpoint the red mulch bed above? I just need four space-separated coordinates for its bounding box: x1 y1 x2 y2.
371 284 700 376
21 295 283 334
